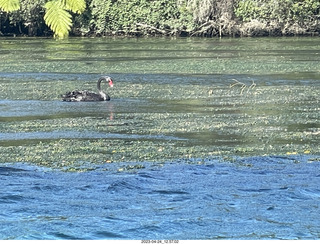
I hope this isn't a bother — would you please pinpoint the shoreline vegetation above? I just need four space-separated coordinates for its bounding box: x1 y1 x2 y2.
0 0 319 38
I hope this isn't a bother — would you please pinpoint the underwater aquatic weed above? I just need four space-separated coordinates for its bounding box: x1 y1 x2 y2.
1 38 320 172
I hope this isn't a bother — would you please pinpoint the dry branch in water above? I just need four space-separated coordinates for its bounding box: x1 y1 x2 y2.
230 79 256 95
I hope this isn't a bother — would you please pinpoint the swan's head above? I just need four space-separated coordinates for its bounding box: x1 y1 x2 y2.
105 76 114 87
99 76 114 88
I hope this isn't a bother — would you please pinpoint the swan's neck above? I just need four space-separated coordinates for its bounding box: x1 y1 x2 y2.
99 90 108 101
97 78 103 91
97 77 111 101
97 78 106 100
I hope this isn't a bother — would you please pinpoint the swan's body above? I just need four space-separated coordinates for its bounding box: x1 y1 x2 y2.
62 76 113 102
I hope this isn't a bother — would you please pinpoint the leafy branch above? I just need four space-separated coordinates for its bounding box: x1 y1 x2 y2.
0 0 19 12
0 0 85 38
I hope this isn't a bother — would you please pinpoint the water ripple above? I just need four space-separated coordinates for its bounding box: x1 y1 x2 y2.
0 156 320 239
0 131 184 143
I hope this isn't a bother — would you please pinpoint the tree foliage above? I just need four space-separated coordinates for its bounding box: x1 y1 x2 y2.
235 0 320 23
44 0 85 38
88 0 194 36
0 0 85 38
0 0 20 12
0 0 319 37
235 0 320 35
44 1 72 38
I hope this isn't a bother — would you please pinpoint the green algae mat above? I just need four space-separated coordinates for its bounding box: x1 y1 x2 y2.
0 37 319 171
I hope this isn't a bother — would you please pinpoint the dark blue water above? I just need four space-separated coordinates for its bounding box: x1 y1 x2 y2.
1 155 320 240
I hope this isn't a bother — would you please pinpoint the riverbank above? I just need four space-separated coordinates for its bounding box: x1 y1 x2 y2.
1 0 319 38
2 18 319 38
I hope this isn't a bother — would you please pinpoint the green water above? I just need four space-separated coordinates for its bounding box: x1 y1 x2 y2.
0 37 319 170
1 37 320 76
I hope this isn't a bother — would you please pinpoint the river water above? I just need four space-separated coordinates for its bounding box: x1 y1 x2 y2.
1 156 320 240
0 37 319 239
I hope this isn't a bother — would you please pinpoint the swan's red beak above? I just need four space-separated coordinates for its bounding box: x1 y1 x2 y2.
109 79 114 87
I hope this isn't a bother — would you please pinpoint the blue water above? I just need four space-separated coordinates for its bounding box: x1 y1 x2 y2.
1 155 320 240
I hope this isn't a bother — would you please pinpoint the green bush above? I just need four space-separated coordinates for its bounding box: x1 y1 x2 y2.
291 0 320 23
0 0 46 36
87 0 194 35
0 0 319 37
235 0 320 25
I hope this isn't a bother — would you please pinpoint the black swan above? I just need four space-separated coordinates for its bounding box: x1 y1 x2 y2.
62 76 114 102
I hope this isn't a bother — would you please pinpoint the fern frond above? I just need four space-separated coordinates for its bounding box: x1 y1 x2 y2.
0 0 20 12
44 1 72 39
64 0 86 14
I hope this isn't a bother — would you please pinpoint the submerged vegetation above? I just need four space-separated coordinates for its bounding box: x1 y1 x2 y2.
0 37 319 171
0 0 319 38
1 75 319 171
